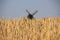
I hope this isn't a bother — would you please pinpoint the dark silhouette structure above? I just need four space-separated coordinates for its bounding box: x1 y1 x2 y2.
26 9 38 19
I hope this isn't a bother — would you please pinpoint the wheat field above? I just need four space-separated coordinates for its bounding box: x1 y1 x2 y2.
0 17 60 40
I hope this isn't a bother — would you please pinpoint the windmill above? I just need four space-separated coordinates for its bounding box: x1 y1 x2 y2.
26 9 38 19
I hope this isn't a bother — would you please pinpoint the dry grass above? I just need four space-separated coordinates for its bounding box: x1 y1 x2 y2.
0 17 60 40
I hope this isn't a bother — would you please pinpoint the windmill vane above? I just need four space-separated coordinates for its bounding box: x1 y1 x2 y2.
26 9 38 19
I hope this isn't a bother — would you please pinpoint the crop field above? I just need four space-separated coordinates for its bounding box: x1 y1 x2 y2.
0 17 60 40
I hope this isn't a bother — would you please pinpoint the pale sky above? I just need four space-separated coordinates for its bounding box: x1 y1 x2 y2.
0 0 60 18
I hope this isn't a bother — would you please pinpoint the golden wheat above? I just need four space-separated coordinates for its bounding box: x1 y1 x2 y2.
0 17 60 40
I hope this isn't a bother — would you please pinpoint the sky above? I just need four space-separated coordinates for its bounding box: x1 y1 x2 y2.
0 0 60 18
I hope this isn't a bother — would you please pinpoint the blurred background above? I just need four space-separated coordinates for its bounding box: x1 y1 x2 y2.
0 0 60 18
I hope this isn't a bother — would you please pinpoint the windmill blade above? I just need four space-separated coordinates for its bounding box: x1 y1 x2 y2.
26 9 31 14
32 10 38 15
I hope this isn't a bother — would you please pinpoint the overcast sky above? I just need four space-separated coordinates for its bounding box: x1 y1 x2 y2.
0 0 60 18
